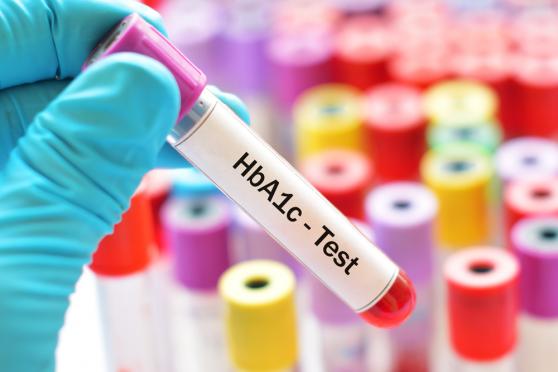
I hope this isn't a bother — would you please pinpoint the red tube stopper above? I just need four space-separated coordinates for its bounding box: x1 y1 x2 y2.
300 150 373 220
362 83 426 182
445 248 519 361
333 16 392 90
504 177 558 249
90 189 156 276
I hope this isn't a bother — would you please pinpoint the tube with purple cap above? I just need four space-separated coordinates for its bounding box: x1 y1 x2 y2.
512 216 558 372
84 13 415 328
161 196 232 371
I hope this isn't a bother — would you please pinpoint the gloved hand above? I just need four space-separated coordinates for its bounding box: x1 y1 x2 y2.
0 1 249 370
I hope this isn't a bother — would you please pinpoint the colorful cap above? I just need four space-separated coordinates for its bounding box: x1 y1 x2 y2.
171 168 220 198
219 260 298 371
445 248 519 361
495 137 558 184
84 13 207 121
300 150 373 220
162 196 232 291
505 178 558 247
512 217 558 318
427 121 501 154
294 84 363 160
424 79 498 125
421 144 493 248
90 190 155 276
366 182 437 284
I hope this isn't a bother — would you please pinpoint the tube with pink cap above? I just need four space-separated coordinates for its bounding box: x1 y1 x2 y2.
84 13 415 328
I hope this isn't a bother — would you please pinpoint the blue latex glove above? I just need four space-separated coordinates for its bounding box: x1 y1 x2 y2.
0 0 249 370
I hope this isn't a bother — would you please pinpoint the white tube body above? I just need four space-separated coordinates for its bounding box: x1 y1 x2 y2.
451 353 516 372
319 322 367 372
518 314 558 372
171 287 230 372
169 90 398 313
95 271 159 372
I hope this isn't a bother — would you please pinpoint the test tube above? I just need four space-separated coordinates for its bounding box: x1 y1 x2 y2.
504 178 558 249
366 183 437 372
388 49 450 91
512 217 558 372
219 260 299 372
161 196 232 371
513 53 558 139
89 191 162 372
332 16 392 90
494 137 558 185
293 84 364 161
427 121 502 154
423 80 498 126
299 149 373 220
445 248 519 372
85 13 416 328
362 83 426 182
421 144 493 250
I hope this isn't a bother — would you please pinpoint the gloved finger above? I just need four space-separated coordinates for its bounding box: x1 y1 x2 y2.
156 86 251 168
0 53 179 370
0 80 70 168
0 0 164 89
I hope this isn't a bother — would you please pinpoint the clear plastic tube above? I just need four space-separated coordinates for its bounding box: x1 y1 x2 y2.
85 14 415 327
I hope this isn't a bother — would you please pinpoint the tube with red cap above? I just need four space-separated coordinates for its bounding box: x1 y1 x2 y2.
504 178 558 249
161 195 232 371
512 217 558 372
332 16 391 90
299 149 373 220
90 189 166 372
445 248 519 371
84 13 415 328
362 83 426 182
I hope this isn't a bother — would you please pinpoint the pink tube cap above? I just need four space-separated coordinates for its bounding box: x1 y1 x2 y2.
83 13 207 120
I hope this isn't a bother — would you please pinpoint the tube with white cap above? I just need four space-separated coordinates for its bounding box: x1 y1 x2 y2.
84 13 415 327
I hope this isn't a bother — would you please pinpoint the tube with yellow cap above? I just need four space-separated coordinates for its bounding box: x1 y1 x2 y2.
219 260 298 372
421 144 493 250
294 84 363 161
424 79 498 126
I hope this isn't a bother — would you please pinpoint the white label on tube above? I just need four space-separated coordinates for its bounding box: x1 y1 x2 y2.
173 97 398 312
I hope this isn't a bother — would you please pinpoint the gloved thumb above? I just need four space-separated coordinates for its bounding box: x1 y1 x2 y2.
0 53 179 370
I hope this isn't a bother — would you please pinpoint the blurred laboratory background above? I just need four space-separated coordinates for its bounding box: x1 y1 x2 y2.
56 0 558 371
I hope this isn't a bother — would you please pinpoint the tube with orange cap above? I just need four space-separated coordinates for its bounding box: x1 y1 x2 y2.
90 189 167 372
445 248 519 372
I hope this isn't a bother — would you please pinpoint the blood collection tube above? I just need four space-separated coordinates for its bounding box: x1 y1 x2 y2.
272 0 342 37
512 217 558 372
161 195 232 371
299 149 373 220
424 80 498 126
362 83 426 182
445 248 519 371
219 260 298 372
232 207 302 276
421 144 493 249
85 13 416 327
332 16 392 90
427 121 502 154
513 53 558 139
143 169 175 251
494 137 558 185
504 178 558 249
90 190 162 372
293 84 364 161
366 183 437 372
